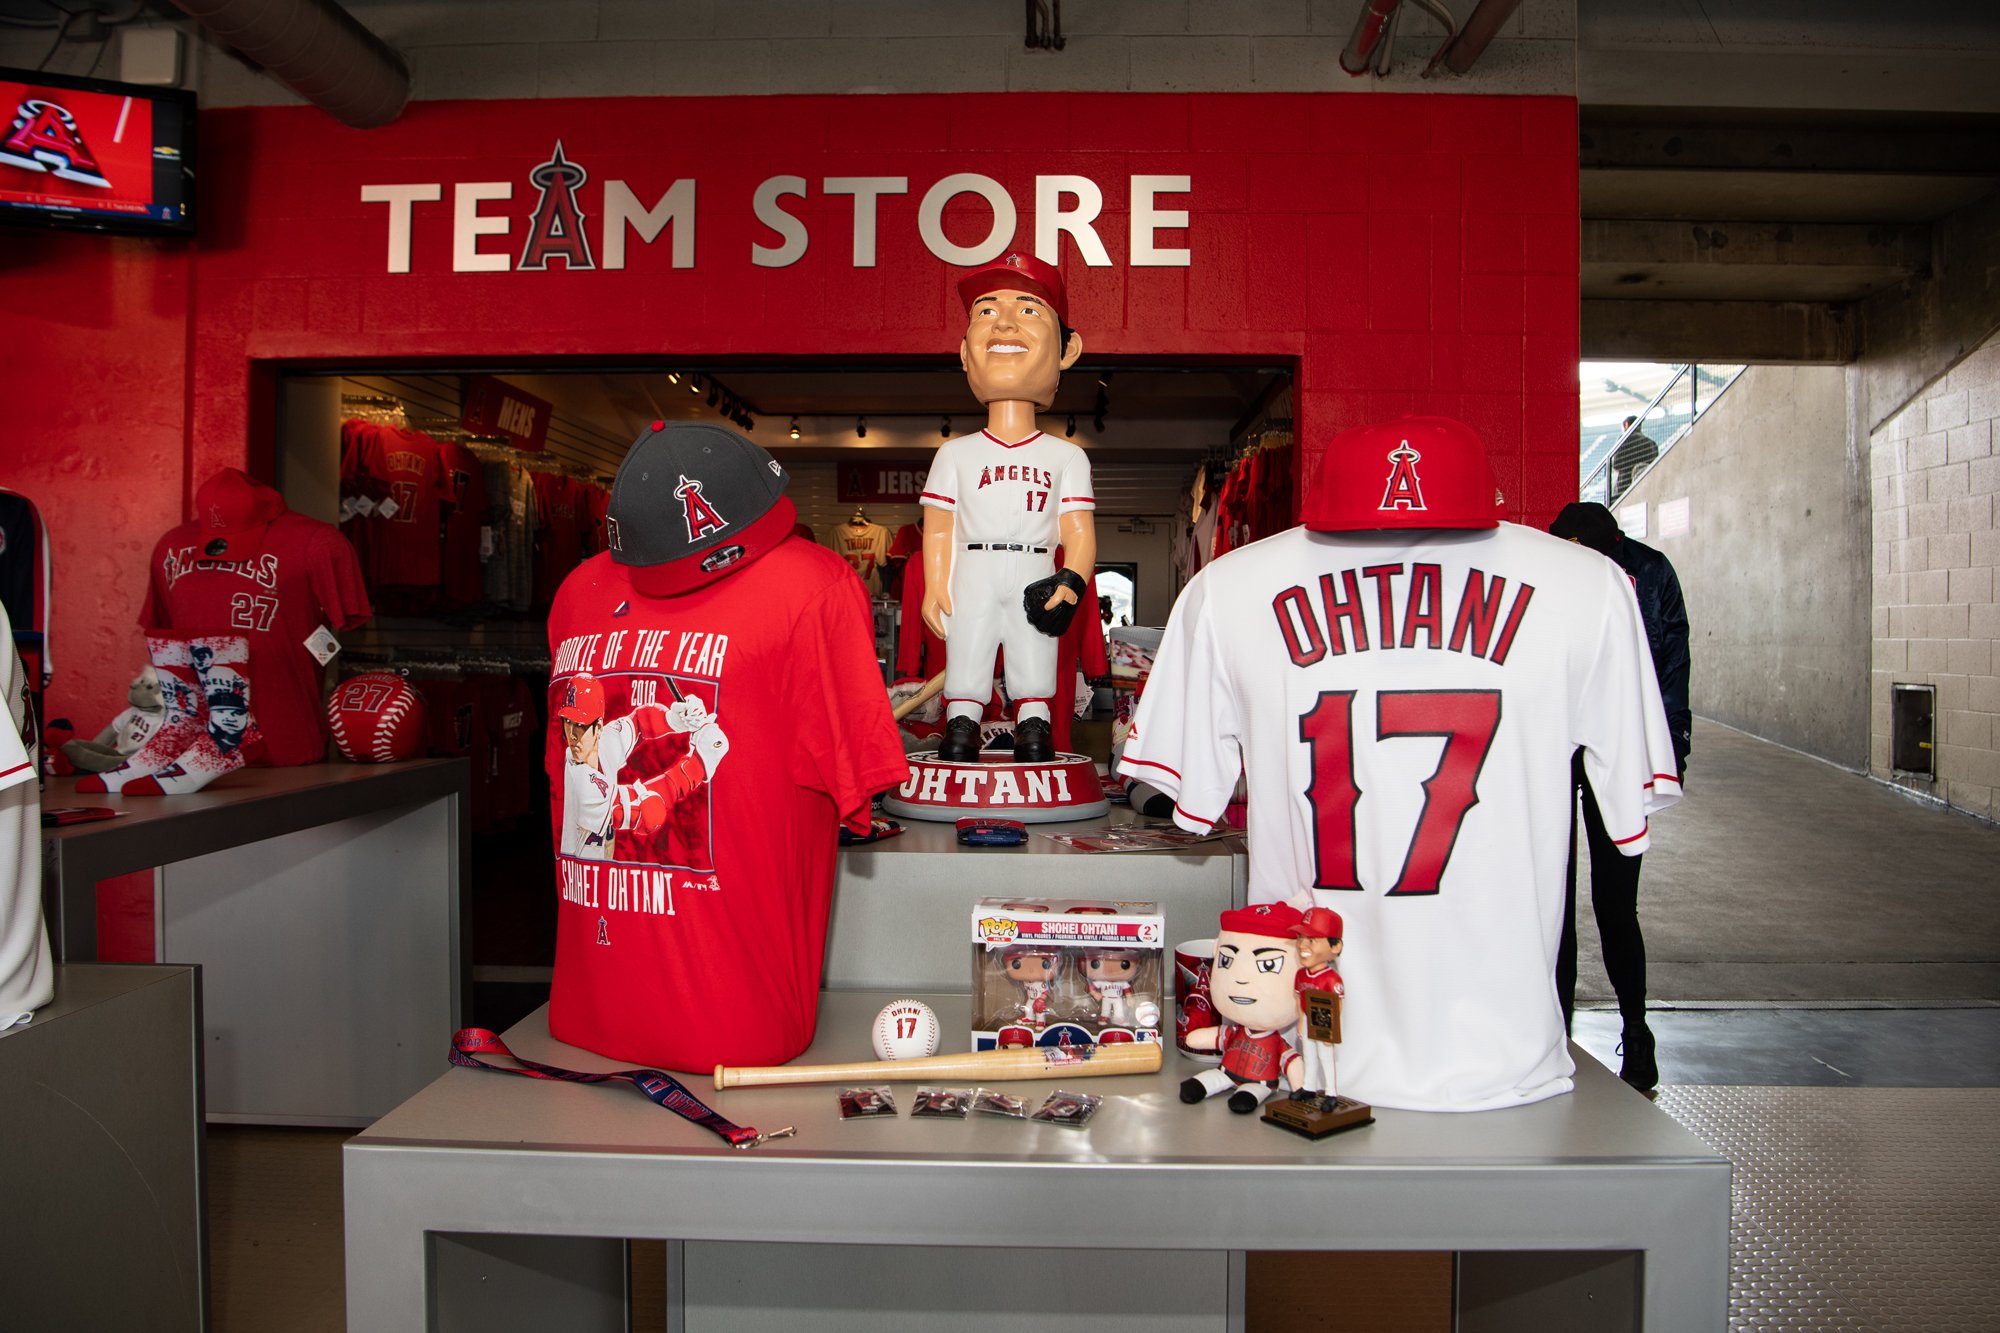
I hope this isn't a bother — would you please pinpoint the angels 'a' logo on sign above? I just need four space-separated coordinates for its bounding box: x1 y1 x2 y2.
1379 440 1426 513
0 98 110 188
518 140 595 272
675 474 727 541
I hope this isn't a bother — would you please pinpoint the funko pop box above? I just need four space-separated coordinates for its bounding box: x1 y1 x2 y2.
971 898 1165 1050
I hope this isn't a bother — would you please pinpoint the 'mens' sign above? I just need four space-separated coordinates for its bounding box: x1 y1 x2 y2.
361 140 1191 276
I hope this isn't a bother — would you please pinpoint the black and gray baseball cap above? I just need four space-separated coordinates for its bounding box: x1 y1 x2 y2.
607 420 796 597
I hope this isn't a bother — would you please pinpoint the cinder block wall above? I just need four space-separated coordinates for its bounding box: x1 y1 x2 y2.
1871 330 2000 820
1623 364 1869 767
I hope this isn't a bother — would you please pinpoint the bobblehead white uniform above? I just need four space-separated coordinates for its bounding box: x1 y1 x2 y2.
1120 522 1682 1112
920 429 1094 724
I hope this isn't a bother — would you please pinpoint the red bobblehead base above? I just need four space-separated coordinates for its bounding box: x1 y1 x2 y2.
884 751 1111 824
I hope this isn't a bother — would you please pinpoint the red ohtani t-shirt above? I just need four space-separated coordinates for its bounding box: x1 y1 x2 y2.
544 539 910 1073
141 512 373 766
349 425 449 588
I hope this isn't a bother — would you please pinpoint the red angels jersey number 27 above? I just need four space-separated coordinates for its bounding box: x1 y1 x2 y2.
1119 522 1682 1113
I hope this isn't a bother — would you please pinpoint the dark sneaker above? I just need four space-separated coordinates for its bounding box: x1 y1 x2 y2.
937 716 981 763
1619 1025 1659 1093
1013 716 1054 763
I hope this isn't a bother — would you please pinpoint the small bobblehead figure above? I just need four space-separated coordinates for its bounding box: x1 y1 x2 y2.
1290 906 1346 1102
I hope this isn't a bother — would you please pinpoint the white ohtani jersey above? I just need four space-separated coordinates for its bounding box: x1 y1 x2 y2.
920 429 1094 546
1119 522 1681 1112
562 716 639 860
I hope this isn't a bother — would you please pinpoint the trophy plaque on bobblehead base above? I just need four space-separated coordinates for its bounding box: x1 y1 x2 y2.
1262 1092 1375 1140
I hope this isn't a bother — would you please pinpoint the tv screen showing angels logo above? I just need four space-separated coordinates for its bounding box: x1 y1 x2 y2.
0 68 194 235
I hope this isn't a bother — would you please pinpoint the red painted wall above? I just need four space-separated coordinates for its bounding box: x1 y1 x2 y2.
3 90 1579 731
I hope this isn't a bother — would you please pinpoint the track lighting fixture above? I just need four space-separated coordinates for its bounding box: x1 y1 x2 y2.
667 372 680 384
856 416 867 439
688 376 702 395
789 417 801 440
1065 415 1076 437
941 416 951 439
707 385 720 407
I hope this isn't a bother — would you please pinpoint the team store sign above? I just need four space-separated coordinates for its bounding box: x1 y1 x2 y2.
360 140 1194 275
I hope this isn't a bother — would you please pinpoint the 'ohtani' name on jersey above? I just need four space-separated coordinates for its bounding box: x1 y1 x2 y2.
161 547 281 591
1272 562 1536 667
975 464 1055 490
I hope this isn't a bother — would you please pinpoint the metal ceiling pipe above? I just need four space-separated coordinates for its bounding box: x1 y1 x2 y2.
1340 0 1405 76
1439 0 1524 76
167 0 408 128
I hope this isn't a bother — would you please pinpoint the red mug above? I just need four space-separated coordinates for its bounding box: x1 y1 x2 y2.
1173 938 1219 1060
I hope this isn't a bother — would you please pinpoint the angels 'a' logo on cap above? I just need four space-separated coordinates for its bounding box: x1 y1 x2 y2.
208 504 226 528
604 514 623 552
675 473 727 542
1379 440 1427 513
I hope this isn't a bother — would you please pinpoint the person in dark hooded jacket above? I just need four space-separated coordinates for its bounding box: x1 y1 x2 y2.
1549 501 1690 1092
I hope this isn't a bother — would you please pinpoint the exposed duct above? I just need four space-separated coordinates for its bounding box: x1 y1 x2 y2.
166 0 408 128
1438 0 1524 76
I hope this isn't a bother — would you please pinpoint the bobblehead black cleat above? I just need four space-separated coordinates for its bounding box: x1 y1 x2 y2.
1179 1076 1207 1104
1013 716 1054 763
937 715 981 763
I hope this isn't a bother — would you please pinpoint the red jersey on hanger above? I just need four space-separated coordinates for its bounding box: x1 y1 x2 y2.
435 437 488 609
346 423 450 589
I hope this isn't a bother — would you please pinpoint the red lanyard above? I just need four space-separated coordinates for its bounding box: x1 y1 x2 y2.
450 1028 794 1149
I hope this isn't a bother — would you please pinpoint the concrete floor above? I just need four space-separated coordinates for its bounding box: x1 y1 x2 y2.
1572 717 2000 1006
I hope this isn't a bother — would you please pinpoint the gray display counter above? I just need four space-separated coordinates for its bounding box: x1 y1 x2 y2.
344 991 1730 1333
826 804 1245 990
42 760 468 1124
1 964 207 1332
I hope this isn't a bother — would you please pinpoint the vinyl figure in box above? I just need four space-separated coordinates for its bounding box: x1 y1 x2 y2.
1002 944 1061 1033
1179 903 1305 1114
1082 947 1142 1028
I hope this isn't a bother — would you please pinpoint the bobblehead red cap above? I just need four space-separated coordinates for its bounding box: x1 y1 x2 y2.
196 468 286 557
1301 415 1505 533
957 252 1068 326
1217 902 1307 939
1291 907 1344 941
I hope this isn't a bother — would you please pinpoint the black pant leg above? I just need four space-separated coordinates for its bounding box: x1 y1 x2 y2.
1578 767 1649 1028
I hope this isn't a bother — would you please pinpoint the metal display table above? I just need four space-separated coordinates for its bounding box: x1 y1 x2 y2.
826 803 1246 990
344 992 1730 1333
42 760 468 1124
1 964 207 1332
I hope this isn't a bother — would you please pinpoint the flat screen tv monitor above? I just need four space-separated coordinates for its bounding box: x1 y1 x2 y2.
0 66 194 236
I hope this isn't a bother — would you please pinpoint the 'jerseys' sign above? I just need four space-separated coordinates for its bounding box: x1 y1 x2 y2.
460 374 552 451
361 141 1191 276
836 462 930 505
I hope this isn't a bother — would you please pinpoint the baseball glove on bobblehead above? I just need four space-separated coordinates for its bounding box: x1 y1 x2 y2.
1022 569 1088 636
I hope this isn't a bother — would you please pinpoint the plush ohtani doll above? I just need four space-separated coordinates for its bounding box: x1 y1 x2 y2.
61 666 167 773
1180 902 1307 1114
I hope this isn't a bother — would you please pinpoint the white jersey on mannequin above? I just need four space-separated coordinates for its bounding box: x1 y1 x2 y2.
1121 520 1681 1113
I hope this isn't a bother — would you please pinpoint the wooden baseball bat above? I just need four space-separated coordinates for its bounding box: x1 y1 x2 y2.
714 1041 1161 1089
890 669 948 722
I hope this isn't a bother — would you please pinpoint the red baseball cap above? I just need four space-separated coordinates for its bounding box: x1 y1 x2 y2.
1300 416 1504 533
556 674 606 726
957 252 1068 326
1217 902 1306 939
195 468 286 557
1290 907 1344 941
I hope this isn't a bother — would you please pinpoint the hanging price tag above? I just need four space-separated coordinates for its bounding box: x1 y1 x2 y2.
304 625 342 666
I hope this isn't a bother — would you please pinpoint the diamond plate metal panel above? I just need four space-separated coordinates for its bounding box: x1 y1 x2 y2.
1657 1087 2000 1331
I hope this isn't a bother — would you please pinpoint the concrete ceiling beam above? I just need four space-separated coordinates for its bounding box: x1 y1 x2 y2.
1578 110 2000 177
1581 219 1930 301
1582 299 1855 365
